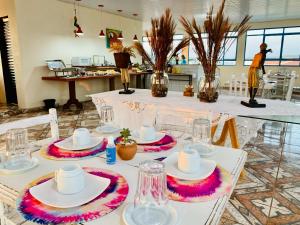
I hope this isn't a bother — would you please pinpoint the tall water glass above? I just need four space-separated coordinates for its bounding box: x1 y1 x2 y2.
5 128 31 170
192 118 211 145
133 160 169 225
100 105 114 126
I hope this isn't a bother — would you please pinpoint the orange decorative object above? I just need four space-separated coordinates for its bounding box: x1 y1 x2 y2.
183 85 194 97
116 142 137 160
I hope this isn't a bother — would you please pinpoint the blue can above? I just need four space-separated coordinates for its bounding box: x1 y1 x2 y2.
106 136 116 165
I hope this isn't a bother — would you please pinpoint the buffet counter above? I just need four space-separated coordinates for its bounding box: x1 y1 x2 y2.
41 72 151 109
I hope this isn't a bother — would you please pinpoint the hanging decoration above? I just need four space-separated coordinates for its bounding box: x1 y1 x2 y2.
117 10 124 40
98 4 105 38
73 0 84 37
132 13 139 42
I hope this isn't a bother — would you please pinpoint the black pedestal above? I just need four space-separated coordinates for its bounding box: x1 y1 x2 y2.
241 101 266 108
119 89 135 95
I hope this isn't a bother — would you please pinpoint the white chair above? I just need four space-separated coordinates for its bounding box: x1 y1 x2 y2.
0 108 59 140
0 108 59 225
286 75 296 101
238 73 248 97
262 75 277 98
229 74 237 95
229 74 247 97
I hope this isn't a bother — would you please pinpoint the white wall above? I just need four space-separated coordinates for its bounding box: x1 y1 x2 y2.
12 0 142 108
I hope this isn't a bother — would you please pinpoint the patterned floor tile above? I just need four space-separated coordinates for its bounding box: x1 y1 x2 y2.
1 102 300 225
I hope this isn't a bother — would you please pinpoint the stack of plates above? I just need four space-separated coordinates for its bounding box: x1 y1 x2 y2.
0 157 39 175
29 172 110 208
164 152 217 181
131 131 165 144
54 136 103 151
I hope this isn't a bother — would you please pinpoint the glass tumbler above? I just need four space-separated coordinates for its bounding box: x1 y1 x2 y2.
133 160 169 225
5 128 31 170
100 105 114 126
192 118 211 145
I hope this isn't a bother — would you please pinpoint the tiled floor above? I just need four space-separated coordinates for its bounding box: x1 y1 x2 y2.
0 102 300 225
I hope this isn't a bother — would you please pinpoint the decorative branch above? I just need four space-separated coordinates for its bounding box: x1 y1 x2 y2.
133 8 189 72
180 0 251 80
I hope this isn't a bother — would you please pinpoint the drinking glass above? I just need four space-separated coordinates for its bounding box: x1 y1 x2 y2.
133 160 169 225
192 118 211 145
154 110 191 140
5 128 31 170
100 105 114 126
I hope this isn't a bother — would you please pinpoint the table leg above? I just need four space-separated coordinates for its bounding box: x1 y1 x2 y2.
189 75 192 85
211 118 240 149
143 74 147 89
63 81 83 110
109 77 115 91
136 75 142 89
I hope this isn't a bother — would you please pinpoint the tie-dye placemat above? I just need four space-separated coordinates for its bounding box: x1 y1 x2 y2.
17 167 129 224
40 139 107 160
167 166 232 202
115 135 177 153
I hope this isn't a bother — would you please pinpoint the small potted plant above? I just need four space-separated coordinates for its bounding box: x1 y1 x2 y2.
116 128 137 160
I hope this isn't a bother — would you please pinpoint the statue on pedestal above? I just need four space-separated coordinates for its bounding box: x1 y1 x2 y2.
241 43 272 108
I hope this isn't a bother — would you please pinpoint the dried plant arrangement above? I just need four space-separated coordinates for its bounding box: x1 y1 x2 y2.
134 8 190 97
180 0 251 102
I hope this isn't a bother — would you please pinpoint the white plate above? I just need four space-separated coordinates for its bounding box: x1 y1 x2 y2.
188 143 216 158
0 157 39 175
29 173 110 208
164 152 216 180
123 203 178 225
96 125 120 134
132 132 165 144
54 136 103 151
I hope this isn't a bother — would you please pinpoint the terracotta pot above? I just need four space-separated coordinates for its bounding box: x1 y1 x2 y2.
116 142 137 160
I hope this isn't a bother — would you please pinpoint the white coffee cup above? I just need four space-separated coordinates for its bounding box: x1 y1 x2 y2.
73 128 91 146
178 148 201 173
140 125 156 141
55 165 85 194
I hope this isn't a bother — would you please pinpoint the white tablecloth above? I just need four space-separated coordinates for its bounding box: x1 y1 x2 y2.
90 89 300 130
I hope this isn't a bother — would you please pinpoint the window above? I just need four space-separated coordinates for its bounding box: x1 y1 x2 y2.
244 27 300 66
142 33 238 65
142 36 154 62
188 32 238 65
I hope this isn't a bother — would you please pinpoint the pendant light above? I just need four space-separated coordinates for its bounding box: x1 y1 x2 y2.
132 13 139 42
117 10 124 40
73 0 84 37
98 4 105 38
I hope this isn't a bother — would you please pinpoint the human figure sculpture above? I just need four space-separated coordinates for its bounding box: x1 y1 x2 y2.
241 43 272 108
120 66 134 94
114 52 135 94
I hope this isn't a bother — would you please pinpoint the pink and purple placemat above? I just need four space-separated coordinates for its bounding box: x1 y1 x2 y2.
115 134 177 153
17 167 129 224
40 139 107 160
167 166 232 202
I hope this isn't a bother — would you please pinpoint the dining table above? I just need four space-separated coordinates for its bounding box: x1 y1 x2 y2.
0 131 247 225
90 89 300 149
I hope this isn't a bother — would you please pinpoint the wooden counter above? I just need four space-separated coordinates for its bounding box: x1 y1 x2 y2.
41 72 151 109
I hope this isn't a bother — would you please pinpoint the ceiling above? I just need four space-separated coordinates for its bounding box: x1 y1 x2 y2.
59 0 300 23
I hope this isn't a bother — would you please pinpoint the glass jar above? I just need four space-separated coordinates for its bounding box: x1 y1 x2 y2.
198 75 220 102
133 160 169 225
151 72 169 97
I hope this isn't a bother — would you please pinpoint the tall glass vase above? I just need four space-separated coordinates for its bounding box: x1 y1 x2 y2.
151 72 169 97
198 75 220 102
